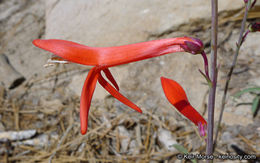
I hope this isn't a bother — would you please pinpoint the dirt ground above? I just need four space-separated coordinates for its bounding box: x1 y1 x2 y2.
0 0 259 163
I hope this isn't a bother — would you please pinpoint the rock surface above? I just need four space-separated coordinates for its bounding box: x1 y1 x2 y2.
45 0 243 45
1 0 50 78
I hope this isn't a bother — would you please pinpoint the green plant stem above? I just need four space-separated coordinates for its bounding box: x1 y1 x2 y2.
214 0 251 151
206 0 218 160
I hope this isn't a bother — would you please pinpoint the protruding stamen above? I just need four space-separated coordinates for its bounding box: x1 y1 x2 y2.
198 122 207 137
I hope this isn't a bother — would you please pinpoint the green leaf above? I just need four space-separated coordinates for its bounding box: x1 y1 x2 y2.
252 96 260 117
172 144 197 163
234 87 260 98
172 144 188 153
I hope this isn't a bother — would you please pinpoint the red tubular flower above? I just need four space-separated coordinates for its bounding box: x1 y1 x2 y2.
33 37 207 134
161 77 207 137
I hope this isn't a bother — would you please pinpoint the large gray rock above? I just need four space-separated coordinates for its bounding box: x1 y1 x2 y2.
45 0 243 45
1 0 50 79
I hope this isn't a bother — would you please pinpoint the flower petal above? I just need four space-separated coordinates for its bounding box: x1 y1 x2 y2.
98 73 142 113
33 39 100 66
161 77 188 102
161 77 207 126
99 37 191 66
80 67 100 135
103 68 119 91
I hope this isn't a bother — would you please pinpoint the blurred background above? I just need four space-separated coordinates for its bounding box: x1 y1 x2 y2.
0 0 260 162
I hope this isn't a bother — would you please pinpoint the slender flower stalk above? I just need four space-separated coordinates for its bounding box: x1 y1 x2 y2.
201 51 209 79
214 0 252 150
207 0 218 159
33 37 208 134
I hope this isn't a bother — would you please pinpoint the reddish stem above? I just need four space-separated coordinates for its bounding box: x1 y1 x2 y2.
201 51 209 79
207 0 218 160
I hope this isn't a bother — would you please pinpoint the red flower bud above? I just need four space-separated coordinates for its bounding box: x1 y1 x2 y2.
249 22 260 32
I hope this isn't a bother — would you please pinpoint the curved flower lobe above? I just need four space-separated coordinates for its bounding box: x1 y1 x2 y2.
103 68 119 91
80 67 100 134
80 67 142 134
33 39 100 66
98 74 142 113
